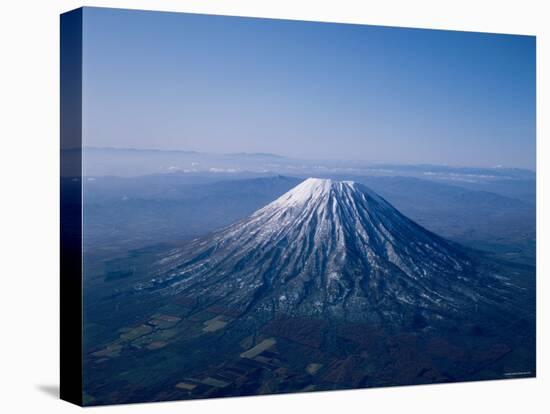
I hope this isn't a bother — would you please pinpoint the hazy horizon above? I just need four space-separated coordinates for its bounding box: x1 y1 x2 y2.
82 8 536 169
82 145 535 171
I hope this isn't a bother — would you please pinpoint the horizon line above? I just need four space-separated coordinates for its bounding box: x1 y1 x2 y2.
79 146 536 172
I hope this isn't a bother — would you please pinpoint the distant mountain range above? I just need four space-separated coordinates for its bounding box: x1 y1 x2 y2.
72 146 535 180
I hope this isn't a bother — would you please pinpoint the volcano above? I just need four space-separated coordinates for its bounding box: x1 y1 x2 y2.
146 178 516 326
86 178 535 404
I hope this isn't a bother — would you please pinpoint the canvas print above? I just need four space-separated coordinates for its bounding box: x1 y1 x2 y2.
60 7 536 406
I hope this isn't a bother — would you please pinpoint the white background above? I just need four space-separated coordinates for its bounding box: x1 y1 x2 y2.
0 0 547 412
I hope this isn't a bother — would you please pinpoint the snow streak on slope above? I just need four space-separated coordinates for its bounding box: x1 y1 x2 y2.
146 178 511 324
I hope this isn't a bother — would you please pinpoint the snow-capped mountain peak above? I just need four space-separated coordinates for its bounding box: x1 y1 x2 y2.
146 178 511 326
269 178 355 208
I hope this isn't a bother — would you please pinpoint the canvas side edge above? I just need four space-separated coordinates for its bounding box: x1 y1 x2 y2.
60 7 84 407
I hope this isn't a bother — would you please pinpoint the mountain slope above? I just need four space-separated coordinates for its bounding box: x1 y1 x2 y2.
146 178 516 325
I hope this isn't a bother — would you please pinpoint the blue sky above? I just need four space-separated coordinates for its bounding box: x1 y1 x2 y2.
82 7 536 169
